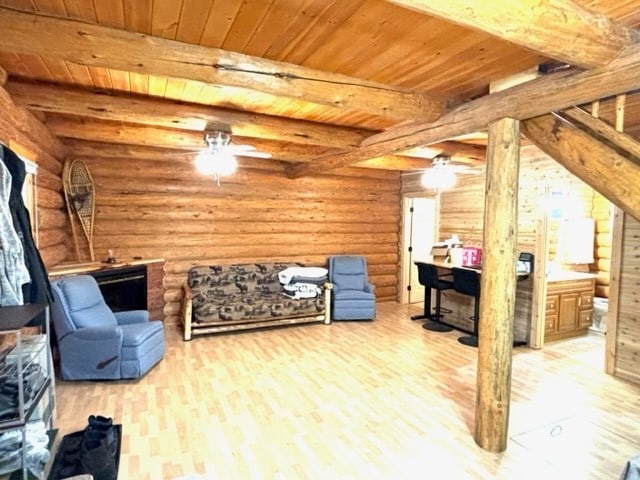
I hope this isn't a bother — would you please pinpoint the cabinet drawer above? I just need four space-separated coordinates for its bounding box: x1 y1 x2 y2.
545 295 558 313
579 309 593 328
579 292 593 309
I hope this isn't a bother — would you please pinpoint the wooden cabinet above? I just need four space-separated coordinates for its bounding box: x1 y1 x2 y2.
545 277 596 342
557 292 579 332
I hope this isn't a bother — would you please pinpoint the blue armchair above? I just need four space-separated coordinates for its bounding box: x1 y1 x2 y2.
50 275 165 380
328 255 376 320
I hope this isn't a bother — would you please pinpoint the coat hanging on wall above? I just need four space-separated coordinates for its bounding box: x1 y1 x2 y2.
0 145 53 316
0 156 30 305
63 159 95 261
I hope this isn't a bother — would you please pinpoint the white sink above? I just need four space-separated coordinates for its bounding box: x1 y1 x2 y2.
546 270 597 282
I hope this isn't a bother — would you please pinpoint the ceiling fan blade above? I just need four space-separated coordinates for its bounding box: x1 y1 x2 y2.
164 149 271 159
163 150 200 158
230 143 257 149
160 132 273 160
450 165 482 174
235 151 272 159
226 145 271 158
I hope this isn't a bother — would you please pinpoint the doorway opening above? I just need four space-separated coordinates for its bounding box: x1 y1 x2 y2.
400 196 437 305
533 186 610 361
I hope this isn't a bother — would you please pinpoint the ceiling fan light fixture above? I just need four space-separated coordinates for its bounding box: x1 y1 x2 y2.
195 131 238 184
421 156 457 191
214 151 238 177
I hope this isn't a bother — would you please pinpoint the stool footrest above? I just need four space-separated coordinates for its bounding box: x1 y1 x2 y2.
423 321 454 332
458 335 479 347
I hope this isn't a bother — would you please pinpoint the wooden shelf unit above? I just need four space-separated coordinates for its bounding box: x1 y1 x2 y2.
0 304 56 479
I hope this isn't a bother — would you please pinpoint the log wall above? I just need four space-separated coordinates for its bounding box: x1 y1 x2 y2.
0 82 68 268
610 214 640 384
69 151 401 323
591 193 613 298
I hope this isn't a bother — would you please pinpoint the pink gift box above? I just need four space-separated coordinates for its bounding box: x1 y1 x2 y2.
462 247 482 266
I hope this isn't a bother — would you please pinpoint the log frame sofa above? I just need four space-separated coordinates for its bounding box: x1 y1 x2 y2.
181 262 331 340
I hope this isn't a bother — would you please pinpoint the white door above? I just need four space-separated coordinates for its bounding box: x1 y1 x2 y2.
402 197 437 304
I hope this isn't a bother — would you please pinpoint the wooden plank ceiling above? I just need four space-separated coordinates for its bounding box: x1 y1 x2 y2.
0 0 640 174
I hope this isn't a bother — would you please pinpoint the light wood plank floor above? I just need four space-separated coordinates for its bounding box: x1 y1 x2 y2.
52 302 640 480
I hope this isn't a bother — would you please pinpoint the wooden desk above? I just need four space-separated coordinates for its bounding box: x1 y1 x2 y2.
425 259 530 277
414 258 532 344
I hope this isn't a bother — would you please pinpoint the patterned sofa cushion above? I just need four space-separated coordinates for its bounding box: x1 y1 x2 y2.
188 263 324 324
192 292 325 323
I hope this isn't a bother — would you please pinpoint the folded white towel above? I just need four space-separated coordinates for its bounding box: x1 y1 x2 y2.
283 282 321 299
278 267 328 285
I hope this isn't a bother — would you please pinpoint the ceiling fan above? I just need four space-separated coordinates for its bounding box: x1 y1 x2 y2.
420 156 482 191
172 131 272 186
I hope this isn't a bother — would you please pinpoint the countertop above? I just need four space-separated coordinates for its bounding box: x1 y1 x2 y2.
545 270 597 282
419 259 481 271
415 258 530 277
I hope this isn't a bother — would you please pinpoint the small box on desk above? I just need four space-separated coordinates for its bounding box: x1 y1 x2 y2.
462 247 482 266
430 245 450 262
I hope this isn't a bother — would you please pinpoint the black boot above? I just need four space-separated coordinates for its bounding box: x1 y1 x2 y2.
80 439 117 480
84 429 117 458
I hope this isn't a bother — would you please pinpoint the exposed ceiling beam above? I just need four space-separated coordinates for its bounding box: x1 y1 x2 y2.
63 139 430 172
0 79 67 160
66 139 290 172
6 81 372 149
63 140 202 162
8 81 487 166
387 0 638 69
522 113 640 221
63 138 447 174
288 43 640 178
0 7 447 121
559 106 640 166
46 116 337 162
355 155 431 170
54 117 484 171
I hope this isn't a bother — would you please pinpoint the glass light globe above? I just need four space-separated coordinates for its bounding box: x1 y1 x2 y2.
214 152 238 176
421 167 457 190
195 151 238 178
195 151 217 175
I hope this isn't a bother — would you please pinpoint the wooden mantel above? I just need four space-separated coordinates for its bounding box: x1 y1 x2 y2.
48 258 164 276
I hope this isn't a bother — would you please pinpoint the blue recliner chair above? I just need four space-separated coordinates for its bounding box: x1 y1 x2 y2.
328 255 376 320
50 275 165 380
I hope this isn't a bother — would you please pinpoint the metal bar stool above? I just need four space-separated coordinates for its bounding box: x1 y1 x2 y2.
451 267 481 347
411 262 454 332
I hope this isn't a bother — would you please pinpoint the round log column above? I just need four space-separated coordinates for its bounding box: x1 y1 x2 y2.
475 117 521 452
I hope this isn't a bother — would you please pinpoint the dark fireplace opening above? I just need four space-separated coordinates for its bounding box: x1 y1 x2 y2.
90 265 147 312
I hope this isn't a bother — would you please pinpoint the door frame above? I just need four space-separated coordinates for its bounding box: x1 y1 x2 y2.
399 194 439 304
